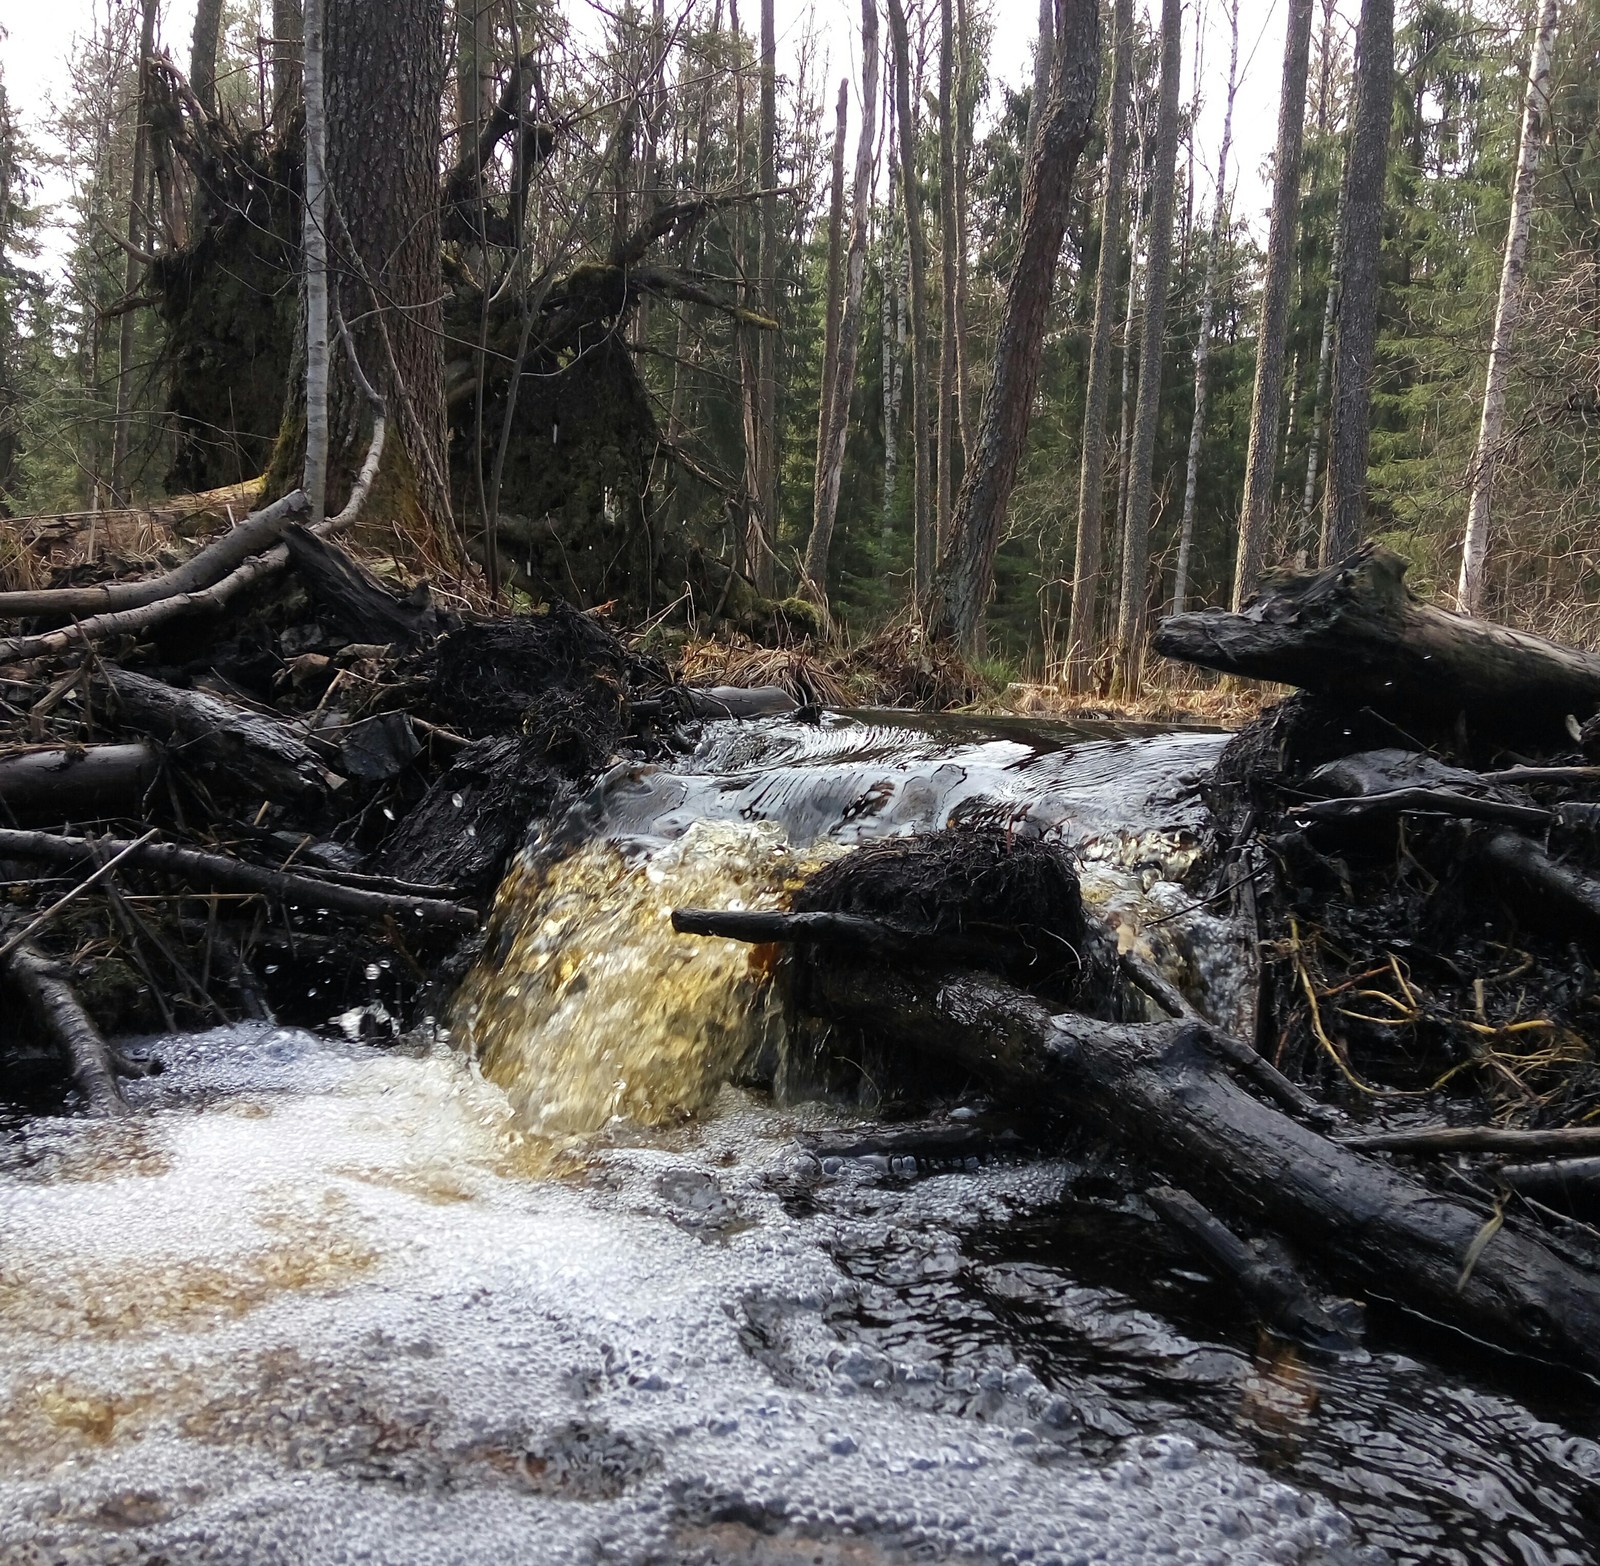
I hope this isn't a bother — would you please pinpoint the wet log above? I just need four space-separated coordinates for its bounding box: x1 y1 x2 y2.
280 525 438 646
0 742 160 818
684 685 799 719
802 961 1600 1377
1500 1158 1600 1211
1154 545 1600 743
0 828 479 929
1148 1185 1364 1354
1293 788 1551 830
101 666 341 806
1 939 127 1115
673 906 1000 966
1344 1126 1600 1157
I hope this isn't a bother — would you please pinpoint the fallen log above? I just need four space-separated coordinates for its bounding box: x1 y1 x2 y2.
1 939 127 1115
0 828 479 929
1292 787 1551 830
672 906 1010 968
1344 1126 1600 1157
1148 1185 1364 1354
1153 546 1600 744
684 685 799 719
101 666 341 806
0 489 309 621
799 961 1600 1378
0 742 160 817
281 525 437 646
1500 1158 1600 1210
1474 830 1600 946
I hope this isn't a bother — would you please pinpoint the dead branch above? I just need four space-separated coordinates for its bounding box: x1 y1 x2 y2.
2 938 128 1115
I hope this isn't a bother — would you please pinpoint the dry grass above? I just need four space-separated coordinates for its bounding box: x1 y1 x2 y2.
972 677 1274 728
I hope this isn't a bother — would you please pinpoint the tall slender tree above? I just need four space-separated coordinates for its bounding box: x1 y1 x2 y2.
806 0 880 605
190 0 225 115
932 0 1100 651
754 0 778 594
1457 0 1559 614
1231 0 1315 607
302 0 329 523
880 75 907 547
887 0 933 601
1066 0 1132 690
1110 0 1182 693
110 0 157 506
1172 0 1240 619
1320 0 1393 564
812 79 848 549
272 0 304 125
936 0 959 551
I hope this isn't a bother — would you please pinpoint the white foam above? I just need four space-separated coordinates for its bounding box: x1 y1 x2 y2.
1 1030 1376 1564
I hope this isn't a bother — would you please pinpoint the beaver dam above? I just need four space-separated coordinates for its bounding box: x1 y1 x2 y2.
4 544 1600 1563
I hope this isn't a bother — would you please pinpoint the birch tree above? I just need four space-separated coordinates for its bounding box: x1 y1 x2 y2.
1171 0 1239 619
1456 0 1559 615
1065 0 1133 689
1231 0 1315 607
1111 0 1182 694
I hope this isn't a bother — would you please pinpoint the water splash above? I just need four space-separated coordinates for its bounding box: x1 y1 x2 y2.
455 820 836 1143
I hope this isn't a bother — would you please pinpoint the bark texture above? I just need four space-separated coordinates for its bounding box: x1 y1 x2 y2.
754 0 778 595
190 0 226 115
805 0 880 607
273 0 304 122
1172 0 1240 620
811 80 849 557
325 0 451 534
887 0 934 602
1457 0 1558 613
1065 0 1132 689
1232 0 1314 608
1320 0 1393 564
1110 0 1182 691
932 0 1099 652
937 0 959 553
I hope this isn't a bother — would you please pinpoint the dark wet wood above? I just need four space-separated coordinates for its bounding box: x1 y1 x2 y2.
803 961 1600 1379
0 742 160 818
1345 1126 1600 1156
1154 546 1600 743
2 939 128 1115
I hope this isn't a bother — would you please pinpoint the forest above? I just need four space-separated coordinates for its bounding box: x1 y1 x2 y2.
1 0 1596 677
5 3 1600 1564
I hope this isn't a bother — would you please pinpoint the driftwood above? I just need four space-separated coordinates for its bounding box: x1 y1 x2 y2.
2 939 127 1115
798 961 1600 1378
1148 1185 1364 1354
1344 1126 1600 1156
1154 546 1600 742
101 666 341 806
0 742 160 817
0 827 479 929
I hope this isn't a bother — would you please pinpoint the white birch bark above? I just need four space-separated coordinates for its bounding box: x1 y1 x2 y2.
1171 0 1239 618
1456 0 1558 615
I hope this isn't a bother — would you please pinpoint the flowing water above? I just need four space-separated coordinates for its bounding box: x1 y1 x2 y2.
3 712 1598 1566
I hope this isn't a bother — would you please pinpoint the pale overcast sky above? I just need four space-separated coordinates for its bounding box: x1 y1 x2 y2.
2 0 1328 279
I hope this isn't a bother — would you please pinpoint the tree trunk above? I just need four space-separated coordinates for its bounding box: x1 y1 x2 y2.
887 0 934 604
190 0 226 116
811 80 849 558
931 0 1100 652
1065 0 1133 691
1320 0 1393 565
880 86 907 548
273 0 304 123
325 0 452 541
936 0 959 554
111 0 158 507
1024 0 1054 154
1110 0 1182 694
805 0 881 608
1297 170 1344 559
953 0 975 460
754 0 779 596
1171 0 1240 620
302 0 330 526
1456 0 1558 614
1231 0 1313 608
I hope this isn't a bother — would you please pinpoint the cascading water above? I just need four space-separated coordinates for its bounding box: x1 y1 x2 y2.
4 711 1597 1566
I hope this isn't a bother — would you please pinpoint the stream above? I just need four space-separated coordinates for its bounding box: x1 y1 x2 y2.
3 712 1598 1565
